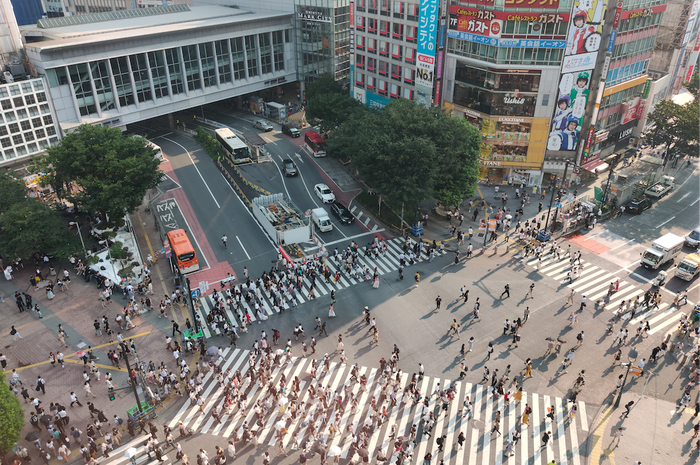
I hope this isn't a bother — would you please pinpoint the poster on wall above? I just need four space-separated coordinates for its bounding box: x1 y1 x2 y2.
547 0 608 151
415 0 439 107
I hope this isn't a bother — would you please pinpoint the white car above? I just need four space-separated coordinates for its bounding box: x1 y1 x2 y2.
314 183 336 204
253 120 273 131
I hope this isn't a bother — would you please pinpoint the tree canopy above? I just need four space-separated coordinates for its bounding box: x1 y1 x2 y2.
325 98 481 210
305 75 364 136
32 125 164 221
0 172 76 259
0 369 24 455
645 72 699 156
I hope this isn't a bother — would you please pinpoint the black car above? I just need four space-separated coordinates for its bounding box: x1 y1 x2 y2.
281 124 300 138
626 197 652 214
282 159 298 177
331 201 354 225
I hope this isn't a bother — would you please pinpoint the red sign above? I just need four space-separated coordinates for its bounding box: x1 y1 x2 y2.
620 4 666 20
612 2 623 28
584 127 595 150
456 0 559 8
621 97 641 124
450 5 567 22
350 2 354 29
435 79 443 106
686 65 695 83
694 34 700 52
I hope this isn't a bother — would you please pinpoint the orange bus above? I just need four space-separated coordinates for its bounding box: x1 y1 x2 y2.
166 229 199 274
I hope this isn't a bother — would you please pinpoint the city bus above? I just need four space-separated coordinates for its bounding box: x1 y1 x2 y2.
145 140 164 161
215 128 251 163
166 229 199 274
304 131 326 157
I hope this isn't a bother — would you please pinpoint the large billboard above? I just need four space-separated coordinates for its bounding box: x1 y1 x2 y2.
416 0 439 106
458 0 560 8
547 0 608 151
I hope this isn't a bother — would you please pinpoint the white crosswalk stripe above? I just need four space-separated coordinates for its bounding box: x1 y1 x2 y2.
106 348 590 465
195 238 446 331
519 250 683 336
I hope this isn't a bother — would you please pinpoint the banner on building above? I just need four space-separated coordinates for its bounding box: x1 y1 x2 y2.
416 0 440 107
458 0 560 9
547 0 608 152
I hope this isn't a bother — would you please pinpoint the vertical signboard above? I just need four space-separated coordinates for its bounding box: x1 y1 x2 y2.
547 0 608 152
415 0 439 107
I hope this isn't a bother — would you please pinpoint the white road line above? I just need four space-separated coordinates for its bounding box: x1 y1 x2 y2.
321 230 386 247
236 235 251 260
162 136 220 208
655 216 675 228
578 401 588 431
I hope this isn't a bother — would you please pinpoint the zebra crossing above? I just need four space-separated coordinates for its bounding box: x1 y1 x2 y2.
195 237 447 338
520 251 683 335
141 347 587 465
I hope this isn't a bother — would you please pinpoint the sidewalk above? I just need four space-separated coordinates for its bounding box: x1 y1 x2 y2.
586 393 693 464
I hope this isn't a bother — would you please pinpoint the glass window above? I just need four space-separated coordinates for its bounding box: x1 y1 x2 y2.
8 123 19 133
0 138 10 148
38 139 49 150
199 43 216 87
4 148 14 158
25 94 35 105
1 99 11 110
40 104 50 114
32 117 42 128
258 33 273 75
33 81 44 91
0 87 7 98
0 126 6 136
147 51 169 99
5 111 15 121
27 143 38 153
16 109 27 120
20 120 31 131
129 53 152 102
21 82 33 94
245 35 259 77
47 68 66 87
90 60 116 111
182 45 201 91
165 48 184 95
231 38 246 80
110 56 135 107
272 31 285 72
9 85 20 96
46 126 57 136
24 131 35 142
35 128 45 139
36 93 47 103
16 145 26 156
12 134 23 145
43 115 53 126
216 39 232 84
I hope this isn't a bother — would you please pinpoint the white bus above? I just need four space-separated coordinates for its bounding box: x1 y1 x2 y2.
145 140 164 161
215 128 251 163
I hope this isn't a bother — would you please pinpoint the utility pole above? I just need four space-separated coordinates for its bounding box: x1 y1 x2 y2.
184 276 200 334
120 343 143 413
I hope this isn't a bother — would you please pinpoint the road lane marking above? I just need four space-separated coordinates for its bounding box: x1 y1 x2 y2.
678 192 691 202
236 235 251 260
161 136 220 209
655 216 675 228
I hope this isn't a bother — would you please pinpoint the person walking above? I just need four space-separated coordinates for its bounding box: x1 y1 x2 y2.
528 283 535 299
435 295 442 311
10 326 21 341
541 431 551 448
611 428 623 447
221 235 228 248
501 284 510 299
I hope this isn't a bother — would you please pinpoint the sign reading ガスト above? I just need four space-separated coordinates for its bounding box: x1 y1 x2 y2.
416 0 440 106
458 0 560 8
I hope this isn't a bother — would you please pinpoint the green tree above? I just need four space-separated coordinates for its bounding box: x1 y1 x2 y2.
0 171 27 214
645 72 699 157
0 197 77 259
32 125 164 222
0 369 24 455
305 75 364 136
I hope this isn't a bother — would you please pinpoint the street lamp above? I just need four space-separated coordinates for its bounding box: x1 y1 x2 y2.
613 348 638 409
98 239 118 284
69 222 86 255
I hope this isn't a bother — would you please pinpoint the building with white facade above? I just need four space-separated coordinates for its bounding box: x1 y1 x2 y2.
22 4 296 133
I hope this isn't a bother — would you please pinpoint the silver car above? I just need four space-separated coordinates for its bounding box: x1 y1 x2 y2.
253 120 273 131
685 228 700 249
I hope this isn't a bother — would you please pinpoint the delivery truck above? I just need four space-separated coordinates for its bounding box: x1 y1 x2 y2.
312 208 333 232
675 253 700 281
641 233 685 269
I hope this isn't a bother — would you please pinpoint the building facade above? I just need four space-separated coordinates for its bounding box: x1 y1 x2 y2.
11 0 45 26
41 0 191 16
22 5 296 133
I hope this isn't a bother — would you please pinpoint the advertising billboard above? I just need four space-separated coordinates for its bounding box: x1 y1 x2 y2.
459 0 560 8
547 0 608 152
416 0 440 106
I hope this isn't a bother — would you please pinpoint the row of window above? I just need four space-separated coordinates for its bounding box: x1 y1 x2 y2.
355 57 416 84
355 37 416 63
355 0 420 21
0 137 57 161
0 80 45 99
447 38 563 66
617 11 662 33
354 73 415 100
46 32 290 117
599 82 646 111
0 115 54 136
610 33 655 61
0 103 52 123
355 16 418 43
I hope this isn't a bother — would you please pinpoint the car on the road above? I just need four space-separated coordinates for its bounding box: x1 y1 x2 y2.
282 158 298 177
685 228 700 249
625 197 652 214
314 183 336 204
331 201 354 225
281 124 300 138
253 120 273 131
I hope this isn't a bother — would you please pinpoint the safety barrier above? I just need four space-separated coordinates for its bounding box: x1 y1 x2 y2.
216 159 253 209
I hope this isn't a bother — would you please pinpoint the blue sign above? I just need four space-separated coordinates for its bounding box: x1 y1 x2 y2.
439 23 445 48
607 30 617 54
191 288 200 299
556 202 562 209
417 0 439 57
365 91 391 110
446 30 565 49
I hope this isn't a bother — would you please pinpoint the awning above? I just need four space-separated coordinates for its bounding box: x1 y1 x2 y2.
581 159 609 173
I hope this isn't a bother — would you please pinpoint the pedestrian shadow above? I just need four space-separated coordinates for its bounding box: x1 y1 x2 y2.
447 300 464 312
352 343 376 359
555 303 573 316
420 308 439 320
435 331 458 351
442 353 464 374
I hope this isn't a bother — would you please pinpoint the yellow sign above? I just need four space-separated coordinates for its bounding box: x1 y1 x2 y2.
488 219 497 231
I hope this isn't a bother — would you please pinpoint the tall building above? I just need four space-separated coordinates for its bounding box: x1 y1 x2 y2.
11 0 45 26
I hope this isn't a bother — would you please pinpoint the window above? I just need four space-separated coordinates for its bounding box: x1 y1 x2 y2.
91 60 116 111
368 38 376 52
182 45 201 91
231 37 246 80
165 48 184 95
0 138 10 148
380 20 389 36
403 67 414 84
259 33 273 75
15 145 26 156
1 100 11 110
129 53 152 102
33 81 44 91
24 131 34 142
36 93 47 103
68 63 97 116
43 115 53 126
393 1 404 18
356 36 365 50
5 111 15 121
356 71 365 86
40 104 50 114
368 0 377 13
367 57 376 71
356 54 365 69
110 56 135 106
8 123 19 133
20 120 31 131
147 51 169 99
199 43 216 87
379 40 388 56
392 44 402 59
9 85 20 96
216 40 232 84
406 25 417 42
380 0 390 15
25 94 35 105
378 79 388 95
12 134 23 145
390 83 400 98
27 143 38 153
272 31 285 72
4 149 14 158
32 118 41 128
407 2 419 20
46 126 57 136
405 47 415 63
368 18 377 33
38 139 49 150
357 0 365 10
21 82 33 94
392 22 403 39
367 75 375 89
245 35 258 77
378 60 388 76
0 126 6 136
356 15 365 30
35 129 45 139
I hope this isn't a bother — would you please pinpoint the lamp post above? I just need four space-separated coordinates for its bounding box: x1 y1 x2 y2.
69 222 86 255
613 348 638 409
99 239 118 284
119 342 143 413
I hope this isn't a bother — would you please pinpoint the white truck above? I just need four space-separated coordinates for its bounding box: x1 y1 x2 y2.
312 208 333 232
644 175 675 198
641 233 685 269
675 253 700 281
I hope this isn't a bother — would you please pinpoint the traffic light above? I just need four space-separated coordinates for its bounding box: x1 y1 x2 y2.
108 391 115 401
